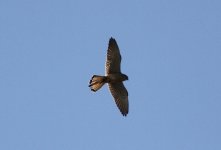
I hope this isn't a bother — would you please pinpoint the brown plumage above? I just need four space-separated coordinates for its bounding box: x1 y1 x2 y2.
89 37 129 116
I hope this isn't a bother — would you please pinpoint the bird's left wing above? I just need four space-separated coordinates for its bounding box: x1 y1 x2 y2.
108 82 129 116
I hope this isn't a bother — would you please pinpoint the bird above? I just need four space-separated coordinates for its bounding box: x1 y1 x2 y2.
89 37 129 116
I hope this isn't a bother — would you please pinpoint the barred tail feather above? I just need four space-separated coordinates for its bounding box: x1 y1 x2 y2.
89 75 106 92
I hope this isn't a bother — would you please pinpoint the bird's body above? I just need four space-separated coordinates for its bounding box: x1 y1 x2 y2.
89 37 129 116
106 73 128 83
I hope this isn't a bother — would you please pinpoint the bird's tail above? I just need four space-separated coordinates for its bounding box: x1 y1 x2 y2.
89 75 107 92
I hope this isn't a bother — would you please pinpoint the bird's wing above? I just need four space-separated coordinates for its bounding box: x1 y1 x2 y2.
108 82 129 116
105 37 121 75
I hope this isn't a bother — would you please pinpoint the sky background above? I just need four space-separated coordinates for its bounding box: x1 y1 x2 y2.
0 0 221 150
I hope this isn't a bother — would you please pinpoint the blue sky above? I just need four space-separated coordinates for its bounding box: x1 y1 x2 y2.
0 0 221 150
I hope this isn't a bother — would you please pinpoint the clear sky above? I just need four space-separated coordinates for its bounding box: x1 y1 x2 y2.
0 0 221 150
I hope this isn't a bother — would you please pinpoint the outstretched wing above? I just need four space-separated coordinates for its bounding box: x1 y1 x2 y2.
108 82 129 116
105 37 121 75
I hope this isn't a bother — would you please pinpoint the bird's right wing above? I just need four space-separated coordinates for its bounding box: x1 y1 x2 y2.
105 37 121 75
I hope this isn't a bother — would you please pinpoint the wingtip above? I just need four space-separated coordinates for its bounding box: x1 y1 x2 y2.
109 37 115 41
121 112 128 117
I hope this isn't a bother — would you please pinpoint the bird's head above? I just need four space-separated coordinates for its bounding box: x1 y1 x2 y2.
122 74 129 81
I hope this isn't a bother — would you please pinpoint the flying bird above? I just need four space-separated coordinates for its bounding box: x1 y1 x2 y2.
89 37 129 116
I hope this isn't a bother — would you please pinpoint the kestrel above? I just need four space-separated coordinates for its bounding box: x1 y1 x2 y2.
89 37 129 116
